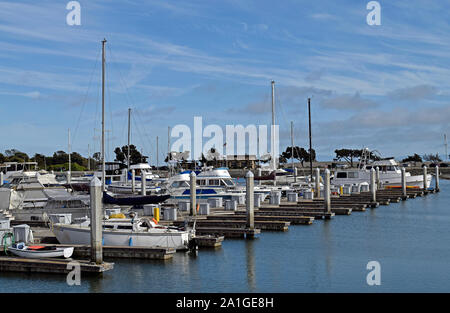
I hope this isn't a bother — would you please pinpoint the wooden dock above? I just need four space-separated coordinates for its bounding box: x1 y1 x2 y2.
0 256 113 274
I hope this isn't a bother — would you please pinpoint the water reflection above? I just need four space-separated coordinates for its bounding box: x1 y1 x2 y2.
245 239 256 291
322 220 333 280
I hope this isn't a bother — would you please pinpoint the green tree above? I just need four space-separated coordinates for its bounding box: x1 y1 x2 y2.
401 154 422 163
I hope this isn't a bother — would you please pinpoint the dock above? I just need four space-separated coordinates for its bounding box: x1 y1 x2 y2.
0 256 113 274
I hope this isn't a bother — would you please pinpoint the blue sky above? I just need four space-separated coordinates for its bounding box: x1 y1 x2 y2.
0 0 449 162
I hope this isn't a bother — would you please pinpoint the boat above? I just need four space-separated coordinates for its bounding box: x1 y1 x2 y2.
52 217 193 250
163 167 247 200
7 242 74 258
102 191 170 205
331 148 432 188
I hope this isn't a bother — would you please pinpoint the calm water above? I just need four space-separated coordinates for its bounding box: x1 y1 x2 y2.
1 179 449 293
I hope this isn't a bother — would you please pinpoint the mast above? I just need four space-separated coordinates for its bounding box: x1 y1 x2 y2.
101 38 107 191
127 108 131 179
68 128 71 183
308 97 313 179
445 134 448 161
271 80 276 171
156 135 159 172
88 144 90 171
291 121 294 173
167 126 171 177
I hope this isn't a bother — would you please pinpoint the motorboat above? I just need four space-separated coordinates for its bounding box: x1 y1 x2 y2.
162 167 246 201
52 216 193 250
8 242 74 259
331 149 432 188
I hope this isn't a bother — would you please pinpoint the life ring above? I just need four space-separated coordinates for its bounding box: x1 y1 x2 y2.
114 169 119 175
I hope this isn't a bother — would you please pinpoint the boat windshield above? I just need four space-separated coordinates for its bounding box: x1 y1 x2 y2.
222 179 234 186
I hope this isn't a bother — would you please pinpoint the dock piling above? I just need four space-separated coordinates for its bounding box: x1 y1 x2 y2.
423 166 428 190
0 172 3 186
90 177 103 264
190 171 197 216
401 167 407 199
246 171 255 232
257 168 261 186
435 166 440 192
324 169 331 213
141 172 146 196
370 168 376 203
375 166 380 189
131 169 135 194
315 168 320 199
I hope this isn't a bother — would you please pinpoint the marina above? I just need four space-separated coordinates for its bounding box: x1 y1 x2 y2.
1 0 449 298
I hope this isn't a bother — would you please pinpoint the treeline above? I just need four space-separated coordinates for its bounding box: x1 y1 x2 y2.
0 149 97 171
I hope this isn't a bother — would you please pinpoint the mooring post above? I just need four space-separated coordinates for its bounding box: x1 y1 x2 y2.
246 171 255 231
190 171 197 216
435 165 440 192
324 169 331 213
315 168 321 199
131 169 135 194
257 168 262 186
370 168 376 203
423 166 428 190
67 171 71 184
141 172 146 196
294 167 298 183
90 177 103 264
375 166 380 190
401 167 407 199
0 172 3 186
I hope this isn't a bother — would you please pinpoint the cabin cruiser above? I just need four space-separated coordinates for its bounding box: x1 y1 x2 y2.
106 163 165 194
52 216 194 250
0 162 38 183
332 158 431 188
163 167 246 201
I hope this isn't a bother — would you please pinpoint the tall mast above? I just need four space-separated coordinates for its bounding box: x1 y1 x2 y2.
271 80 276 171
88 144 90 171
68 128 71 183
167 126 171 177
156 136 159 171
291 121 294 172
101 38 107 191
308 97 313 179
127 107 131 178
445 134 448 161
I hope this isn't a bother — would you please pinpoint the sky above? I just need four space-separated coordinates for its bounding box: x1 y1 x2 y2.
0 0 449 162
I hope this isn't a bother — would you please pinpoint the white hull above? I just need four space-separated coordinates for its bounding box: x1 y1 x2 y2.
332 174 432 188
8 246 74 258
52 224 190 250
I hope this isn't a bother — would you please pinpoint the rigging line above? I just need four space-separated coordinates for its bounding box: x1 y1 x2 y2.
105 61 115 162
71 47 101 151
134 107 156 154
107 44 137 109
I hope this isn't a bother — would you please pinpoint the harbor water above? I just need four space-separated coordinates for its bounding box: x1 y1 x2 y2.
0 180 449 293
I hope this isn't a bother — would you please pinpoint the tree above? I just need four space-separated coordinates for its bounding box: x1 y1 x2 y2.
114 145 146 165
401 154 422 163
52 150 69 165
423 153 442 163
0 153 5 163
32 153 46 168
334 149 361 167
280 146 316 166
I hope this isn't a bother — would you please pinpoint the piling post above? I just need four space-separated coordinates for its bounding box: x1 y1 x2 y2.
246 171 255 231
423 166 428 190
0 172 3 186
131 169 135 194
370 168 376 203
190 171 197 216
90 177 103 264
401 167 407 199
324 169 331 213
141 172 146 196
294 167 297 183
315 168 320 199
375 166 380 189
435 166 440 192
257 168 262 186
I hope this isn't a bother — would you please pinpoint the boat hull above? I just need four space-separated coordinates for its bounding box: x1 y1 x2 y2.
7 246 74 259
52 224 190 250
